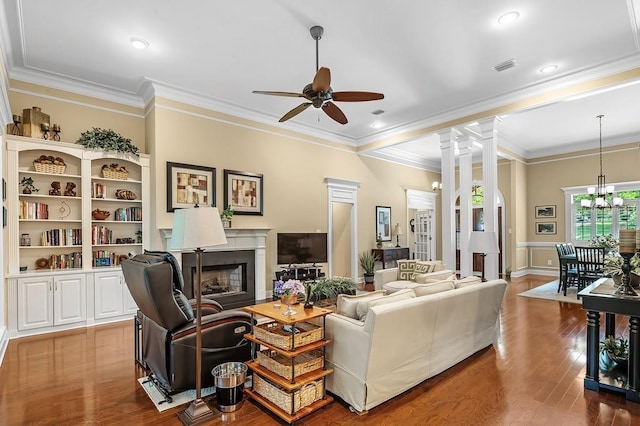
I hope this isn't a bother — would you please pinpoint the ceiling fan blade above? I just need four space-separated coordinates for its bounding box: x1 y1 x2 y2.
322 102 348 125
279 103 312 122
253 90 306 98
331 91 385 102
312 67 331 93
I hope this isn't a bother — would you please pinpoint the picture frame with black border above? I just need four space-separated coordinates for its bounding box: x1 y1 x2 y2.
376 206 392 241
536 222 556 235
166 162 216 212
535 205 556 218
223 169 263 215
2 177 6 201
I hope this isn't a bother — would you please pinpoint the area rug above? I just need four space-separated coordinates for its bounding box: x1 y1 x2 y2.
517 280 581 304
137 377 215 412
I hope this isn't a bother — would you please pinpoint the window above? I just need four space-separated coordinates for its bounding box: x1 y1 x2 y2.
567 186 640 244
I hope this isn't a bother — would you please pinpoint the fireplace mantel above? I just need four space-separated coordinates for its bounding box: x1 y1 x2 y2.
159 228 270 301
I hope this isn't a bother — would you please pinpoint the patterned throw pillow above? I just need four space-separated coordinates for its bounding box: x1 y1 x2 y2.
397 259 417 280
411 261 434 281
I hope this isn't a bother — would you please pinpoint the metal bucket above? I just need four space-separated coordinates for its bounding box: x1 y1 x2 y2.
212 362 247 412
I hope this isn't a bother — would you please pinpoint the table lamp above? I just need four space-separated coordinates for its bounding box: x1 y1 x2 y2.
468 231 500 282
394 223 403 248
171 205 227 424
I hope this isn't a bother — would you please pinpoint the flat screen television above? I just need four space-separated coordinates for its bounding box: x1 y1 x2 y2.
277 233 328 265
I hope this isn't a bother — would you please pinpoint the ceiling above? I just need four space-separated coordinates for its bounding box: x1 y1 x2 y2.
1 0 640 170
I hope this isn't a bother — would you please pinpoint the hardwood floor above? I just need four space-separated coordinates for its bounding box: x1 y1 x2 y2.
2 275 640 425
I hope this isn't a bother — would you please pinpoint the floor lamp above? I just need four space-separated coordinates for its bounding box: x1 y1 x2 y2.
171 205 227 425
468 231 500 282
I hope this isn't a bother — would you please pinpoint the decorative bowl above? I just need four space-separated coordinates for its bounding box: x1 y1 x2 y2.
92 209 110 220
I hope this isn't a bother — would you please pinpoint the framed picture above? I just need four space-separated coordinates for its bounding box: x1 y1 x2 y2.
536 222 557 235
2 178 6 201
535 205 556 218
166 162 216 212
376 206 392 241
224 169 263 215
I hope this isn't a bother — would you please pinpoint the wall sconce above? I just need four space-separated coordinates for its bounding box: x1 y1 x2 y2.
432 181 442 191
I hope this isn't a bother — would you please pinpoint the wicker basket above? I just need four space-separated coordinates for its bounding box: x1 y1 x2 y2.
253 322 322 350
102 168 128 180
253 375 324 415
34 162 66 174
256 349 323 380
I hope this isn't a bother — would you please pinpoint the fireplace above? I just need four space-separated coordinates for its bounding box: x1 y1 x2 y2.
182 250 255 309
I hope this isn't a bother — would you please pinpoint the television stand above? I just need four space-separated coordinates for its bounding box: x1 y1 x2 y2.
276 265 325 281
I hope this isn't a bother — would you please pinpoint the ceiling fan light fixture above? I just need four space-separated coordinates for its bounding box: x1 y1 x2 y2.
498 11 520 25
129 37 149 50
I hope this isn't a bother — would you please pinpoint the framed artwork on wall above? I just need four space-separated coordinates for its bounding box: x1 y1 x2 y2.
2 177 6 201
223 169 264 215
535 205 556 218
536 222 557 235
166 162 216 212
376 206 392 241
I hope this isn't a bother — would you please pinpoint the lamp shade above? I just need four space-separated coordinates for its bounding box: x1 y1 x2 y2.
170 206 227 250
468 231 500 254
394 223 403 236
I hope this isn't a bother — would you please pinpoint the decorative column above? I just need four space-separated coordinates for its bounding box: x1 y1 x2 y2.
478 117 500 280
438 129 456 270
458 134 473 278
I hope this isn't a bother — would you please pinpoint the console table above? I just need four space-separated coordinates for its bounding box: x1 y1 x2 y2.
371 247 410 269
578 278 640 402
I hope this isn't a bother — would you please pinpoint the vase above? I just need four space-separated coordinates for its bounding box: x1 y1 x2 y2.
281 294 298 316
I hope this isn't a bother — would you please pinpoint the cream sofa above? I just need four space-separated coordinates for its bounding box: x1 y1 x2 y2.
374 259 456 292
324 279 507 413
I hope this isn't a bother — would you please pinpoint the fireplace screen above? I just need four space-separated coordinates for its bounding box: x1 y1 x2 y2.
200 264 244 295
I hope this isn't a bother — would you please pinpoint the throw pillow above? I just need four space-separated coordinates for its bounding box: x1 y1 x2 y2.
414 280 456 296
356 289 416 321
413 271 456 284
397 259 417 280
455 276 483 288
336 290 386 319
410 261 433 281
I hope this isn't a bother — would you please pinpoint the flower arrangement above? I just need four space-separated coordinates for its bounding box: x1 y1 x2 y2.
603 253 640 276
76 127 139 157
589 234 619 252
274 279 305 297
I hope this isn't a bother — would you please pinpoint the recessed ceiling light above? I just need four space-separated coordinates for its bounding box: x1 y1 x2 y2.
371 121 384 129
539 64 558 74
497 11 520 25
129 37 149 50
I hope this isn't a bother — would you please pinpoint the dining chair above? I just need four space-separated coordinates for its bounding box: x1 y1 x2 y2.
574 246 605 294
556 243 578 296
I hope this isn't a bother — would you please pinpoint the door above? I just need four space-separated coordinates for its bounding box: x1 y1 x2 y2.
17 276 54 331
414 210 435 261
54 274 86 325
94 271 124 320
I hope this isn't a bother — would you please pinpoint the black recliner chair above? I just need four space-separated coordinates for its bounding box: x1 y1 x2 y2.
121 251 253 399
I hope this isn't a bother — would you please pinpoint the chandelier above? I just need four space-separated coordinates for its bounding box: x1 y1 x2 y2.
580 115 622 210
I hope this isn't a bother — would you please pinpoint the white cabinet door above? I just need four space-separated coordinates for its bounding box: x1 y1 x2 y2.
53 274 86 326
17 276 54 331
123 282 138 314
94 271 125 320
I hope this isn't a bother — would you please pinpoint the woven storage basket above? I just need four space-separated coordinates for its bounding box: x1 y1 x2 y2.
253 322 322 350
34 162 66 174
102 169 128 180
256 349 323 380
254 375 324 415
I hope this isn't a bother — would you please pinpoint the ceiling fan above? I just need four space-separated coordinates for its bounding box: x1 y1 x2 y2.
253 25 384 125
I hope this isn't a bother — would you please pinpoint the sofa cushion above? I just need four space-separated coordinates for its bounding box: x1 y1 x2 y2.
410 261 433 280
414 280 456 296
356 289 416 321
396 259 417 280
382 280 422 294
455 276 483 288
414 270 457 284
337 290 386 319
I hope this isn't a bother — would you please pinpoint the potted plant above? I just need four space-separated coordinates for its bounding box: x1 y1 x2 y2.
308 277 357 306
220 205 233 228
20 177 39 194
600 335 629 365
359 251 378 291
76 127 139 157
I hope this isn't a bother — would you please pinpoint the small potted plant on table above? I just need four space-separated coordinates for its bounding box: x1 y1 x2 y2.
220 205 233 228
